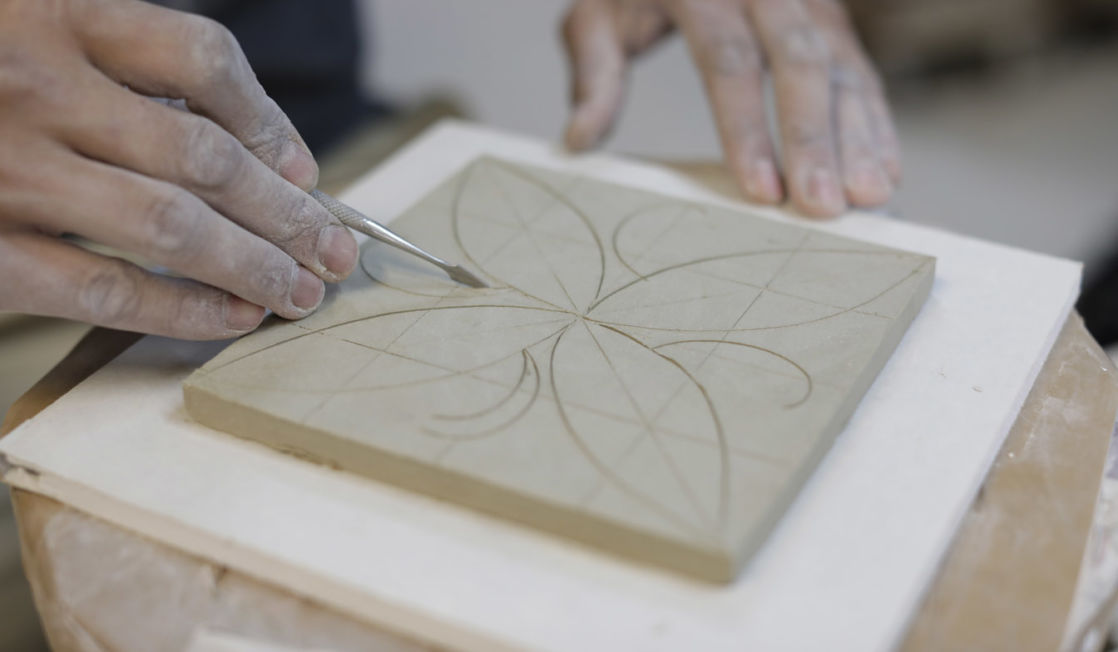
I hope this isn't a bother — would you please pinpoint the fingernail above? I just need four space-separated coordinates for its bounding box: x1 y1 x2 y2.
225 296 264 331
884 155 903 185
564 104 602 151
805 167 844 215
563 118 590 151
746 159 783 202
278 140 319 190
850 161 892 204
291 267 325 311
317 225 358 278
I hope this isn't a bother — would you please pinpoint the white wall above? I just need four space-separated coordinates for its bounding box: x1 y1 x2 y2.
360 1 1118 265
361 0 722 159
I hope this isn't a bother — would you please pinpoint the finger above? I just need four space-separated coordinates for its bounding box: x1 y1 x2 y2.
748 0 844 217
670 0 782 203
865 90 902 183
805 0 901 182
835 83 891 206
615 3 673 52
56 75 357 281
28 151 325 320
0 229 264 340
71 0 318 190
561 0 628 150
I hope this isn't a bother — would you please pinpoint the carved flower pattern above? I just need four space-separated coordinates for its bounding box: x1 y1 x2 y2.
201 158 931 548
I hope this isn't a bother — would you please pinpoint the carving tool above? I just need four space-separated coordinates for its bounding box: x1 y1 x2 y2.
310 189 488 289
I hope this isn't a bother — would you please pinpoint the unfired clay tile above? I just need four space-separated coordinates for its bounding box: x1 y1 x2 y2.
184 157 934 582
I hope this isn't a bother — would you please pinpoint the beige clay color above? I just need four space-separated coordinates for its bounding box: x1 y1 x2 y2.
183 157 934 582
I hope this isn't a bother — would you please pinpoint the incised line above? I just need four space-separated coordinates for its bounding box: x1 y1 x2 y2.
581 320 715 531
597 323 731 534
492 161 608 305
547 325 711 541
487 166 582 311
432 349 531 421
656 340 814 409
423 349 544 442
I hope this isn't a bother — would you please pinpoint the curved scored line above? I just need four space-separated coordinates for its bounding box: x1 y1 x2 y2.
433 350 530 421
612 203 652 280
610 201 704 281
592 258 931 334
590 247 921 313
202 304 574 375
449 162 500 295
205 319 572 399
598 324 731 534
489 160 608 308
548 325 713 539
655 339 814 409
581 321 716 531
609 202 662 280
451 161 568 312
422 349 544 442
487 166 582 311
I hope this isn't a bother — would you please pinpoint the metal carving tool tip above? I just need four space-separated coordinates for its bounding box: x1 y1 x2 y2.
310 189 488 289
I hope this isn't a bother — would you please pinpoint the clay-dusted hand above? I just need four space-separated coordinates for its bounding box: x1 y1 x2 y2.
0 0 359 339
561 0 899 217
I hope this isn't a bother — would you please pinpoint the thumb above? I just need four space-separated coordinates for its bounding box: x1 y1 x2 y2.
561 1 627 151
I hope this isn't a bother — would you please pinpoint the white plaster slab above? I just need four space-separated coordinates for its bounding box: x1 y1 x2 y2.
0 121 1081 651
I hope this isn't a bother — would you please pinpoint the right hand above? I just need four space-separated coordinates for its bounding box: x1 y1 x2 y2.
0 0 359 340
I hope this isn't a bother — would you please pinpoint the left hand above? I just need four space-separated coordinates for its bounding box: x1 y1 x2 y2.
561 0 900 218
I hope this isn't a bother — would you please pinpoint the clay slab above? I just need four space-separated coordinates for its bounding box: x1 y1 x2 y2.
184 157 933 581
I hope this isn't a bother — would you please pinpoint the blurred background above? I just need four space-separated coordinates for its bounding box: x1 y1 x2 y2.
2 0 1117 648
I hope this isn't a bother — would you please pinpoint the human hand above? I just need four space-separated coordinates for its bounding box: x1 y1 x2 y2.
561 0 899 217
0 0 358 340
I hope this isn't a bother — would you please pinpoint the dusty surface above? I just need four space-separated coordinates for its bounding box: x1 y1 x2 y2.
903 314 1118 651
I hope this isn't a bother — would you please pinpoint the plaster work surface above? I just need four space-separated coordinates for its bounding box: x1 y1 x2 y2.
183 157 935 581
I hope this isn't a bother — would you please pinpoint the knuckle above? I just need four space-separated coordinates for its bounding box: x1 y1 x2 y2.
143 190 205 264
180 120 244 190
560 9 577 46
170 286 225 337
78 262 142 326
0 48 70 110
699 34 762 78
559 0 591 47
862 68 885 94
271 192 322 249
248 255 294 302
772 26 830 67
786 120 830 150
239 101 294 167
832 61 880 93
813 0 856 33
829 64 863 90
183 16 246 87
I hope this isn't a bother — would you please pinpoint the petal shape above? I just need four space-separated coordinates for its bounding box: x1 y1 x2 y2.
452 157 606 312
592 211 932 334
549 320 728 539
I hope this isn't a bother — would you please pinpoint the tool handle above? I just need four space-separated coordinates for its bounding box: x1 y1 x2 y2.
310 189 451 268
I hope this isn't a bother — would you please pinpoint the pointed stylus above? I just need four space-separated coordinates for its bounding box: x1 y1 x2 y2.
310 189 488 289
